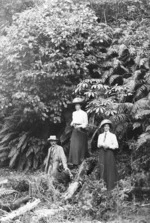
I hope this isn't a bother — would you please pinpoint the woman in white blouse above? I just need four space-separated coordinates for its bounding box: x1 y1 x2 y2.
69 97 88 166
97 119 119 190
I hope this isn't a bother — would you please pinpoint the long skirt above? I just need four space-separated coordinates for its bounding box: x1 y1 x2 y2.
98 148 118 190
69 128 88 165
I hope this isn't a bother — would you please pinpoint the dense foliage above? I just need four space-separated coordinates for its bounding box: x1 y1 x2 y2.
0 0 150 181
0 0 114 169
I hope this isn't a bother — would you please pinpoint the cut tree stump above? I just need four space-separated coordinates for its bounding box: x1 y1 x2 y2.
0 199 40 222
0 196 31 212
63 181 80 200
63 158 97 200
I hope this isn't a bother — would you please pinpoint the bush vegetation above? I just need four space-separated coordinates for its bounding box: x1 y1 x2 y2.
0 2 150 218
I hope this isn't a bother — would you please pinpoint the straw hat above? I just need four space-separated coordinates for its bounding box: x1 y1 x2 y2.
47 135 58 141
72 97 84 104
99 119 112 129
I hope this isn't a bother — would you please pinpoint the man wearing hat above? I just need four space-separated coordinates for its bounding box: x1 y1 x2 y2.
97 119 119 190
44 135 72 183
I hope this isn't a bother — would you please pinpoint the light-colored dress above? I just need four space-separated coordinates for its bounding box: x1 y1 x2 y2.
69 109 89 165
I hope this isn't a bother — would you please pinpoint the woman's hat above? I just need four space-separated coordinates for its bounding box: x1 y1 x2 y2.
72 97 84 104
47 135 58 141
100 119 112 129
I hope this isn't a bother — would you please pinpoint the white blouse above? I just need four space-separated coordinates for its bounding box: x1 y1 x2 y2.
97 131 119 150
71 109 88 128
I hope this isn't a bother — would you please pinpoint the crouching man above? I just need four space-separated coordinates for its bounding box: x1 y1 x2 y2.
44 135 72 185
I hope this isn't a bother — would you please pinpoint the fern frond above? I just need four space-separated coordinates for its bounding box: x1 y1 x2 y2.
124 78 136 92
109 75 122 85
9 151 19 168
33 157 38 170
118 103 133 113
26 147 33 157
0 151 8 159
146 125 150 132
8 146 18 158
135 110 150 120
17 133 28 149
17 154 26 171
24 155 32 171
0 146 9 153
0 124 12 135
132 98 149 114
137 132 150 149
133 122 141 129
102 68 113 83
111 113 128 123
115 122 128 135
0 133 15 145
135 84 148 100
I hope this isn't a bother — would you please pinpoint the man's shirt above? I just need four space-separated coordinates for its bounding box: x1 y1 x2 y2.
44 145 67 173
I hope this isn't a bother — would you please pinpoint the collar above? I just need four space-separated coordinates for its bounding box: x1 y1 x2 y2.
103 131 111 134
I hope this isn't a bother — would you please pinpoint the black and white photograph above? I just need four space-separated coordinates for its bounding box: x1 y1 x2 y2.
0 0 150 222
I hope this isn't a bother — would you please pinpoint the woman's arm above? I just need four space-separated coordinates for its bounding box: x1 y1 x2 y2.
70 112 75 126
110 134 119 149
78 112 88 128
97 134 104 148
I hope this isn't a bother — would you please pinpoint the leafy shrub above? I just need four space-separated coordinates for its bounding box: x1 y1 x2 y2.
0 0 114 169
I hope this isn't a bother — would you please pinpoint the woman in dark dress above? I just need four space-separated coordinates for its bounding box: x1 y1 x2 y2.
97 119 119 190
69 97 88 166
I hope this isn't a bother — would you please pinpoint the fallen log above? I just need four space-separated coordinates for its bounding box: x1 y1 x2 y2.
0 199 40 222
34 207 65 218
0 196 31 212
0 188 17 198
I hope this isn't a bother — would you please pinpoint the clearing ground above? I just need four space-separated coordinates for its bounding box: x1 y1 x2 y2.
0 168 150 223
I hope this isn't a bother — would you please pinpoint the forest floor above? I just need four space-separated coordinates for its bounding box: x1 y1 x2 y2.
0 168 150 223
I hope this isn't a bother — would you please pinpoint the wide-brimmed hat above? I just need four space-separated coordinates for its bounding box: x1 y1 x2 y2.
100 119 112 129
72 97 84 104
47 135 58 141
